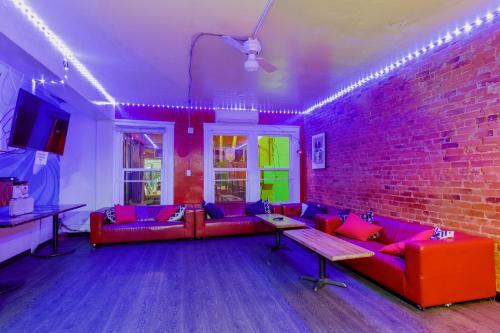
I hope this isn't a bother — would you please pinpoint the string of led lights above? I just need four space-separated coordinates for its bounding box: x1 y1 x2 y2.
12 0 115 105
116 102 303 114
303 5 500 114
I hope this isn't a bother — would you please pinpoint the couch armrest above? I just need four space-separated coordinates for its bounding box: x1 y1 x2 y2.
90 209 108 244
281 203 302 217
192 203 206 239
183 205 196 237
405 235 496 308
315 214 342 234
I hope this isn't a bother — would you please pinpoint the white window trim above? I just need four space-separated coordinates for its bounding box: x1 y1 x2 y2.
113 119 174 205
203 123 301 203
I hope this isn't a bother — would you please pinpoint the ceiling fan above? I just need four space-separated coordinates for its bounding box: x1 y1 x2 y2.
221 0 277 73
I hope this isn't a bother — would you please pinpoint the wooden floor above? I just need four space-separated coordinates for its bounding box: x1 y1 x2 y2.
0 235 499 333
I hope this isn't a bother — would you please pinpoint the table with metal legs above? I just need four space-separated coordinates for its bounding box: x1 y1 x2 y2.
300 255 347 291
255 214 306 252
283 228 374 292
32 213 77 258
0 204 85 294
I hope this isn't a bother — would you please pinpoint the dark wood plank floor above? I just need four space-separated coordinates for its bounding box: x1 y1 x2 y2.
0 235 499 333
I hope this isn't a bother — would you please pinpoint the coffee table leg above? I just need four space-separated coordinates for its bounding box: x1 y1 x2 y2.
300 255 347 291
270 230 290 252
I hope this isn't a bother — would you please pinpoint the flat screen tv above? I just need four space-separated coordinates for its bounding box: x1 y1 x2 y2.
8 89 70 155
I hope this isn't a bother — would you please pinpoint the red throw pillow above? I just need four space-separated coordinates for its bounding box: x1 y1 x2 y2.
114 205 136 224
156 206 178 222
380 229 434 256
335 213 383 241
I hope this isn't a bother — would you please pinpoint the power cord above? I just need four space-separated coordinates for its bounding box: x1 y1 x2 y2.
186 32 242 173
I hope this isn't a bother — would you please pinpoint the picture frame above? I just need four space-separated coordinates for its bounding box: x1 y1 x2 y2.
312 132 326 169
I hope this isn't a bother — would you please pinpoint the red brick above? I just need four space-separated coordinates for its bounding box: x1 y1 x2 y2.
304 22 500 291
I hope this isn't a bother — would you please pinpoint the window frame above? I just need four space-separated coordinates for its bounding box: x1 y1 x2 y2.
113 119 174 205
203 123 300 203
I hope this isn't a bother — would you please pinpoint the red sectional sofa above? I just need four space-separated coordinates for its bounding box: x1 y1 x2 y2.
194 202 281 238
90 205 196 245
281 203 497 309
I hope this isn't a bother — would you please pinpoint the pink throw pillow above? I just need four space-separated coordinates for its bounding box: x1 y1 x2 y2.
380 229 434 256
335 213 383 241
114 205 136 224
156 206 178 222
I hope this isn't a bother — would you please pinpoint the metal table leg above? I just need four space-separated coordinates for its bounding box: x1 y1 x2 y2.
32 214 76 259
301 255 347 291
270 229 290 252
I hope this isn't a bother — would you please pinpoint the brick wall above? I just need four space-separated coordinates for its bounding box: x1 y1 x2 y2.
304 22 500 290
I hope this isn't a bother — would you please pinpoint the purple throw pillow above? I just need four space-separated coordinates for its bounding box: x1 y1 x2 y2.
245 200 266 216
303 202 327 219
203 202 224 219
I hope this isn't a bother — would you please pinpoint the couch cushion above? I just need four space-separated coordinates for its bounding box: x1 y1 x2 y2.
207 216 260 224
103 220 184 231
338 236 406 295
374 215 433 244
114 205 137 224
217 202 246 217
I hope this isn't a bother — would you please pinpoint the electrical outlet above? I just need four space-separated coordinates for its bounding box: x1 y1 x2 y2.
186 169 192 177
187 127 194 134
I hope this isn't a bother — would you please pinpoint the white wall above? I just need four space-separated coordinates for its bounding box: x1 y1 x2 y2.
58 105 98 232
95 119 115 209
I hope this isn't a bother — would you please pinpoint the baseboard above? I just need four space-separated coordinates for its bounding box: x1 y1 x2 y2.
496 292 500 302
63 231 90 238
0 238 56 269
0 249 31 269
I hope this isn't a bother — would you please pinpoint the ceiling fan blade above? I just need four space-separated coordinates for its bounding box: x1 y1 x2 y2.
252 0 275 38
221 35 247 53
258 57 277 73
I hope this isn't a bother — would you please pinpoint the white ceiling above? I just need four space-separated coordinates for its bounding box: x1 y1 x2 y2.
0 0 497 110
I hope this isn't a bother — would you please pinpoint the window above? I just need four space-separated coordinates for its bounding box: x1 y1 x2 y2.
258 136 290 202
204 124 300 204
213 135 248 202
114 120 174 205
122 132 163 205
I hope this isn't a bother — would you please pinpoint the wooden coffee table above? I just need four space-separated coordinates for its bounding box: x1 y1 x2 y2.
256 214 306 251
284 228 374 291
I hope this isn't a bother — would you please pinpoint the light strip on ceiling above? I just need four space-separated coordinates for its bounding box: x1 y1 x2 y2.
12 0 115 104
303 6 500 114
117 102 304 115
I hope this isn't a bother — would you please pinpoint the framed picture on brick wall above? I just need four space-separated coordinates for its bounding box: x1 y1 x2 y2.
312 132 325 169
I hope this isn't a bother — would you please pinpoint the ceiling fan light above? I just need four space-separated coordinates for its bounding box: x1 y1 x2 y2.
244 54 259 72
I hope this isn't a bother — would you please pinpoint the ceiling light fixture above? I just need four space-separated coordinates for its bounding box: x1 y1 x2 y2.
12 0 115 105
303 6 499 114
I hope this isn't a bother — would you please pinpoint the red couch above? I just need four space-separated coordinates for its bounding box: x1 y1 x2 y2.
282 203 497 309
90 205 196 245
194 202 282 238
